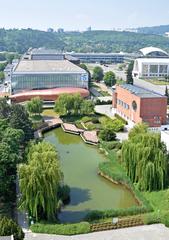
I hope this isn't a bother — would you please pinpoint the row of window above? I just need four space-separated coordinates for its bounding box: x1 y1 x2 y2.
142 64 168 75
117 99 129 109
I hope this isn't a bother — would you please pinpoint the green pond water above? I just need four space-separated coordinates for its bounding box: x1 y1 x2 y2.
44 128 138 223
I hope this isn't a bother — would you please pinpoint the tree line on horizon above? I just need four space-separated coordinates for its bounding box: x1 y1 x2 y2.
0 28 169 53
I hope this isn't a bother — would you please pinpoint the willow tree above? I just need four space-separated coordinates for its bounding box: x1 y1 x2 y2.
122 124 167 191
19 142 62 221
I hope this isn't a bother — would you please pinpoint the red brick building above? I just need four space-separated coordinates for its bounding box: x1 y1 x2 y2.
112 84 167 127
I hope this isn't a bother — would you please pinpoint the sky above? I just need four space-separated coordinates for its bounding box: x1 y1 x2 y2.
0 0 169 31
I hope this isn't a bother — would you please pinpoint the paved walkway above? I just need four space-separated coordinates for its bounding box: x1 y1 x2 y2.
95 104 114 118
25 224 169 240
94 82 112 95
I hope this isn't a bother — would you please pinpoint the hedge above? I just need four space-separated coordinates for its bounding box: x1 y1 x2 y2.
30 222 90 235
114 113 128 125
142 211 169 227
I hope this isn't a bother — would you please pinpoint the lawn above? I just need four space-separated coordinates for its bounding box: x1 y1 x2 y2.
143 190 169 212
99 90 111 96
116 78 125 85
144 78 169 85
42 109 58 117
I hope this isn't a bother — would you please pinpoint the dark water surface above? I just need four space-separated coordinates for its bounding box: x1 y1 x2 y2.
44 128 137 223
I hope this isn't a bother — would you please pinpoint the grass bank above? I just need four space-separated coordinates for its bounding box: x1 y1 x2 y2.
84 141 152 222
144 78 169 85
30 222 90 235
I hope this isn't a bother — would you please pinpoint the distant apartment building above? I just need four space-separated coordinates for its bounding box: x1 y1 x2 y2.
112 84 167 127
132 47 169 79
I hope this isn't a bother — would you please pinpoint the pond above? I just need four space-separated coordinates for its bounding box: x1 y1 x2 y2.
44 128 138 223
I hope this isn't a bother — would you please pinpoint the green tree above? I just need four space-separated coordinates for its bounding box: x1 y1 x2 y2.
128 122 148 139
19 142 62 221
55 93 90 116
165 86 169 104
55 94 74 115
103 71 116 86
0 142 19 202
80 100 94 115
92 66 104 82
122 123 167 191
0 216 24 240
26 97 43 115
79 63 88 72
72 94 83 115
126 61 134 84
0 98 11 119
10 104 33 142
99 127 116 141
0 71 5 81
0 62 7 71
3 127 24 154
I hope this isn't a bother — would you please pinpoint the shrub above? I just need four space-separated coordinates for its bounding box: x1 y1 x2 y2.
142 211 169 227
91 117 100 124
85 206 150 222
99 117 124 132
107 141 122 151
142 212 161 225
114 114 128 125
0 216 24 240
99 127 116 141
95 99 112 105
161 212 169 227
30 222 90 235
81 116 92 123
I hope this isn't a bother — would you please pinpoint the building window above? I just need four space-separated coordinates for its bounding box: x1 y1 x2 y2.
154 116 161 124
159 65 168 74
132 101 137 111
150 65 158 74
142 64 148 75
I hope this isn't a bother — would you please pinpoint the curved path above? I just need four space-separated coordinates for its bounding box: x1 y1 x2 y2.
25 224 169 240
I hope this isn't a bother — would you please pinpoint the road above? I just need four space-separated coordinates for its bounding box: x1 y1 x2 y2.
25 224 169 240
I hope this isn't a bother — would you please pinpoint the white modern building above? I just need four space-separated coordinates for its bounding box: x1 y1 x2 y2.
132 47 169 79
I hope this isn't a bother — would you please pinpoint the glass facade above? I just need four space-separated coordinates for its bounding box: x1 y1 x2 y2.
11 73 88 93
159 65 168 74
150 65 158 73
142 64 149 76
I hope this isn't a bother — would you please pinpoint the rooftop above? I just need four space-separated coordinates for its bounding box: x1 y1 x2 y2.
30 48 62 55
120 84 165 98
139 47 169 57
14 60 86 74
135 58 169 63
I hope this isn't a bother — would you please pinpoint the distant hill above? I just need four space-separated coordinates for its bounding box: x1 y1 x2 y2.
137 24 169 35
0 28 169 54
